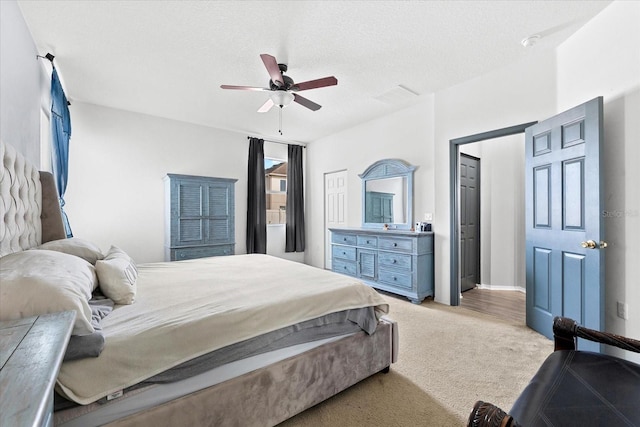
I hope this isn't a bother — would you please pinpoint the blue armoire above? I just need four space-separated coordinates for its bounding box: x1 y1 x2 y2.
164 174 236 261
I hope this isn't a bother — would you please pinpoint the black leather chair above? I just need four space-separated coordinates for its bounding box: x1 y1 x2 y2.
468 317 640 427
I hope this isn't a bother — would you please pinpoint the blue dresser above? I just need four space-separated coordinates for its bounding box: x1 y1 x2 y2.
165 174 237 261
330 228 434 304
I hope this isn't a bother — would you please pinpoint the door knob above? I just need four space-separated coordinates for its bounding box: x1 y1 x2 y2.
581 240 597 249
581 240 608 249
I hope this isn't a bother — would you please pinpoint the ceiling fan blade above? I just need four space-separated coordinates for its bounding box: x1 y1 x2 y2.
293 93 321 111
292 76 338 92
220 85 270 91
257 98 274 113
260 54 284 87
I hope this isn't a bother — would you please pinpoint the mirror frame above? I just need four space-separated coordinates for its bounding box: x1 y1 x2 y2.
359 159 417 230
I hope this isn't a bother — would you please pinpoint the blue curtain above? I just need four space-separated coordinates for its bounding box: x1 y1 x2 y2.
285 144 305 252
50 68 73 237
246 137 266 253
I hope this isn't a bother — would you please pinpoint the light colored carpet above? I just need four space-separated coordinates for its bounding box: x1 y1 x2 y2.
279 293 553 426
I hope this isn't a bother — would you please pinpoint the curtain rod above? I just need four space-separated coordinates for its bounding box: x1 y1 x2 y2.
246 136 306 148
37 52 56 67
37 52 72 106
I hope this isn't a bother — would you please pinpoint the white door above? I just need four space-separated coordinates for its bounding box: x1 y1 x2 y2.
324 170 348 269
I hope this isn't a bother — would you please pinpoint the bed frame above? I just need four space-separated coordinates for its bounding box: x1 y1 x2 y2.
0 141 397 426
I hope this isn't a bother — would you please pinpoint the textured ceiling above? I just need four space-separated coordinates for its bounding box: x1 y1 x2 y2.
17 1 611 143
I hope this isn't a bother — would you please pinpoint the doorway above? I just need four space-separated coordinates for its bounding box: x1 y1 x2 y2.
449 122 537 306
449 98 605 343
458 136 528 322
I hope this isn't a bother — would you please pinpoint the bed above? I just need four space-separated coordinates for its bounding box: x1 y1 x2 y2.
0 141 397 426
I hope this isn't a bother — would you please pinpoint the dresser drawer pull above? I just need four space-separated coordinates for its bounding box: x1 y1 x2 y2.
342 251 347 256
366 240 370 244
343 237 347 241
393 276 397 281
392 259 397 264
393 243 398 247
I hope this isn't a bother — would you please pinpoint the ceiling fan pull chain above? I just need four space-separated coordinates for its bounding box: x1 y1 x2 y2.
279 107 283 135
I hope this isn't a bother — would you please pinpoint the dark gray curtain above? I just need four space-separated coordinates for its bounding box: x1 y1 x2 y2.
285 144 305 252
246 137 267 253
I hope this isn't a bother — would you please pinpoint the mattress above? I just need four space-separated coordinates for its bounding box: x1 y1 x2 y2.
56 254 389 405
54 307 375 410
54 333 356 427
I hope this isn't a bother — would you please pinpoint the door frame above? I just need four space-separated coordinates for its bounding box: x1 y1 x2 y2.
449 122 537 305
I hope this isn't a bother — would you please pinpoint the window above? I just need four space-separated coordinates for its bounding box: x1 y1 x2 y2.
265 158 287 224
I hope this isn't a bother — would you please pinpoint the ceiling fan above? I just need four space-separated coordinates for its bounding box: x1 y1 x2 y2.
220 54 338 113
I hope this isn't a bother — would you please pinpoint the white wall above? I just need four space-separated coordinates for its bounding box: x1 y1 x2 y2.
65 102 303 264
432 49 558 305
556 0 640 360
305 96 436 269
485 136 526 290
0 0 45 164
66 103 245 263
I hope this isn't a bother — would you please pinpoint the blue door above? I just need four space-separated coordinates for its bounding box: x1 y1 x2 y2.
525 97 605 352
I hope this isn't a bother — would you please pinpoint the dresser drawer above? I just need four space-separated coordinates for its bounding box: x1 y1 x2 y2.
357 235 377 248
332 246 357 261
332 233 357 246
379 237 413 252
332 259 357 277
378 252 412 271
173 245 234 260
378 269 413 289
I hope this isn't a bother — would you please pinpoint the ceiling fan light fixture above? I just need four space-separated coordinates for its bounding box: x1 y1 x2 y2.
269 90 294 107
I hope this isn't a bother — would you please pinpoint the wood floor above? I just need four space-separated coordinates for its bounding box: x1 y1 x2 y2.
460 288 526 324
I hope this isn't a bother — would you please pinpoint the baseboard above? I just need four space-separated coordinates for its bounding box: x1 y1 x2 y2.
475 284 526 293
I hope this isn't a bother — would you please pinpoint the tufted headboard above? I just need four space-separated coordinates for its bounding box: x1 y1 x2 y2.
0 141 66 257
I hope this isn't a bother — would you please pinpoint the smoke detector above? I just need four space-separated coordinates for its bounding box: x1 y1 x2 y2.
521 35 541 48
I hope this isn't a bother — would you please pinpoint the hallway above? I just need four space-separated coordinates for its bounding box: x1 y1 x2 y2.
461 288 525 324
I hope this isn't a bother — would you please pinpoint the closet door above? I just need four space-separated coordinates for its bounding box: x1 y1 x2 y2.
206 181 235 245
175 179 207 247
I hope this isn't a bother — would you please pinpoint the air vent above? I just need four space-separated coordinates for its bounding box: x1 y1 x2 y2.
374 85 419 105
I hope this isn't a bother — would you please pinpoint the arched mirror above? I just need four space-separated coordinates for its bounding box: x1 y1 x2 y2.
359 159 417 230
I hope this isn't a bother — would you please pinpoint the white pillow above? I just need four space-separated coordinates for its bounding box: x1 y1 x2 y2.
96 246 137 305
37 237 104 266
0 250 97 335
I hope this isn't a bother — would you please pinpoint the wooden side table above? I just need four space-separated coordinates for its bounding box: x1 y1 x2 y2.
0 311 75 427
